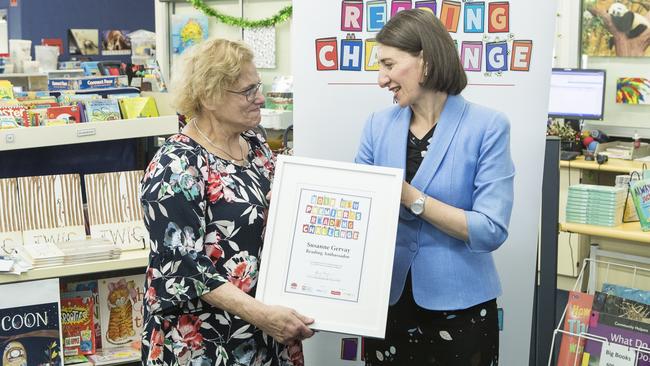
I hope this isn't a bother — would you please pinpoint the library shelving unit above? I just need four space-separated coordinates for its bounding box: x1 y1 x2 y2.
0 115 178 151
0 91 177 366
0 249 149 285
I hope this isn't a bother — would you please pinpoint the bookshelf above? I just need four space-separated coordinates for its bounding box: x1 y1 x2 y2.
0 115 178 151
560 222 650 244
0 249 149 284
560 155 646 173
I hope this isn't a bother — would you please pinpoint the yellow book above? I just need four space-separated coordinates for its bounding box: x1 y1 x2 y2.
0 80 14 99
118 97 159 119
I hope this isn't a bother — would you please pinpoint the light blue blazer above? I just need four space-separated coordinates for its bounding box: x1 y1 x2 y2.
355 94 515 310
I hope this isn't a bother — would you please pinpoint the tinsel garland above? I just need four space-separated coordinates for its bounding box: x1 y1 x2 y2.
188 0 292 28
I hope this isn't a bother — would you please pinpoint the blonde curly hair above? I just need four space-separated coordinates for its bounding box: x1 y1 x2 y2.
171 38 254 118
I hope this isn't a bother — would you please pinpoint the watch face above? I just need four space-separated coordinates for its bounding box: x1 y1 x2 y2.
410 199 424 215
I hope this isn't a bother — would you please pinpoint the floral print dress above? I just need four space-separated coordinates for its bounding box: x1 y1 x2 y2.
140 132 294 366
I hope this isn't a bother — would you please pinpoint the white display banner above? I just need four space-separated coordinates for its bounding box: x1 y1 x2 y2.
292 0 557 364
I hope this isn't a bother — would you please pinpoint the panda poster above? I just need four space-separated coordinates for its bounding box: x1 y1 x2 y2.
0 278 63 366
582 0 650 57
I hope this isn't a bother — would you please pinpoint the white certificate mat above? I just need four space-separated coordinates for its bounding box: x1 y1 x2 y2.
256 155 402 338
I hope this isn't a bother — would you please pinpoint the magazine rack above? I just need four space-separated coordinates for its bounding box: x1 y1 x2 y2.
547 245 650 366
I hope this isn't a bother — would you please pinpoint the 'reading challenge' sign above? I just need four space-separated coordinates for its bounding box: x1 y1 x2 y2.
314 0 533 75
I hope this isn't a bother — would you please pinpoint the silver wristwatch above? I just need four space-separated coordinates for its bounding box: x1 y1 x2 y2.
410 194 426 215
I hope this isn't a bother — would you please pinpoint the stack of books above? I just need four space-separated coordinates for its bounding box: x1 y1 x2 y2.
20 243 65 267
565 184 627 227
58 239 121 264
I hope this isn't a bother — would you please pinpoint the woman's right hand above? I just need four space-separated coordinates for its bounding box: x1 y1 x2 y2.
258 304 315 345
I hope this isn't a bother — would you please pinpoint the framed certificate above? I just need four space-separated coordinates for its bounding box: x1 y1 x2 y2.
256 155 403 338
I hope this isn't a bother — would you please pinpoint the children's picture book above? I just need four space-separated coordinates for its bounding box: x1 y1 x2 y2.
17 174 86 246
603 283 650 305
171 14 209 54
629 178 650 231
57 93 101 106
118 96 159 119
0 279 63 366
0 80 14 99
68 29 99 56
102 30 131 55
0 104 28 126
84 99 121 122
592 291 650 324
0 178 22 253
557 291 594 366
47 105 81 124
88 345 140 365
63 353 93 365
60 291 95 356
97 274 145 349
64 280 103 350
582 311 650 366
84 170 148 251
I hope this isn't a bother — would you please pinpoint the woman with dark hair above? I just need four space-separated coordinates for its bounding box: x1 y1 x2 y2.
355 9 515 365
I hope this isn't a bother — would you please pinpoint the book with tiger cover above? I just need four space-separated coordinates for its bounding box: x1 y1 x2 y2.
97 274 145 349
556 291 594 366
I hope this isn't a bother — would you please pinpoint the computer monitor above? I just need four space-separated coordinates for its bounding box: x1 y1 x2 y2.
548 68 606 123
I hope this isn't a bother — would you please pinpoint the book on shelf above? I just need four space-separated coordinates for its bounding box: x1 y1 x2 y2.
88 345 141 365
118 96 159 119
557 291 594 366
64 280 103 350
629 178 650 231
0 177 23 252
0 279 63 366
0 104 28 126
64 353 93 365
602 283 650 305
592 291 650 324
0 80 14 99
17 174 86 246
61 291 96 356
84 99 121 122
84 170 148 251
582 311 650 365
97 274 145 350
47 105 81 124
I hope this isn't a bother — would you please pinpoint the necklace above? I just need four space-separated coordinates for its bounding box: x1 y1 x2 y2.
192 119 250 168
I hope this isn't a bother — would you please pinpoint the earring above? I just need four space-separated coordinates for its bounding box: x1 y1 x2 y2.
423 63 429 77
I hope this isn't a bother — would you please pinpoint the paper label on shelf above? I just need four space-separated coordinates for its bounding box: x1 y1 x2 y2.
90 222 148 251
600 342 635 366
23 226 86 245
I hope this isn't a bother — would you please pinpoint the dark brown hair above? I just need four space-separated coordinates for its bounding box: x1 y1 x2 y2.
376 9 467 95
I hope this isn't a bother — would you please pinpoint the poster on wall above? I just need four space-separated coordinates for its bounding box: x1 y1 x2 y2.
171 14 209 55
243 26 277 68
68 29 99 56
616 77 650 104
582 0 650 57
102 30 131 56
293 0 556 364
